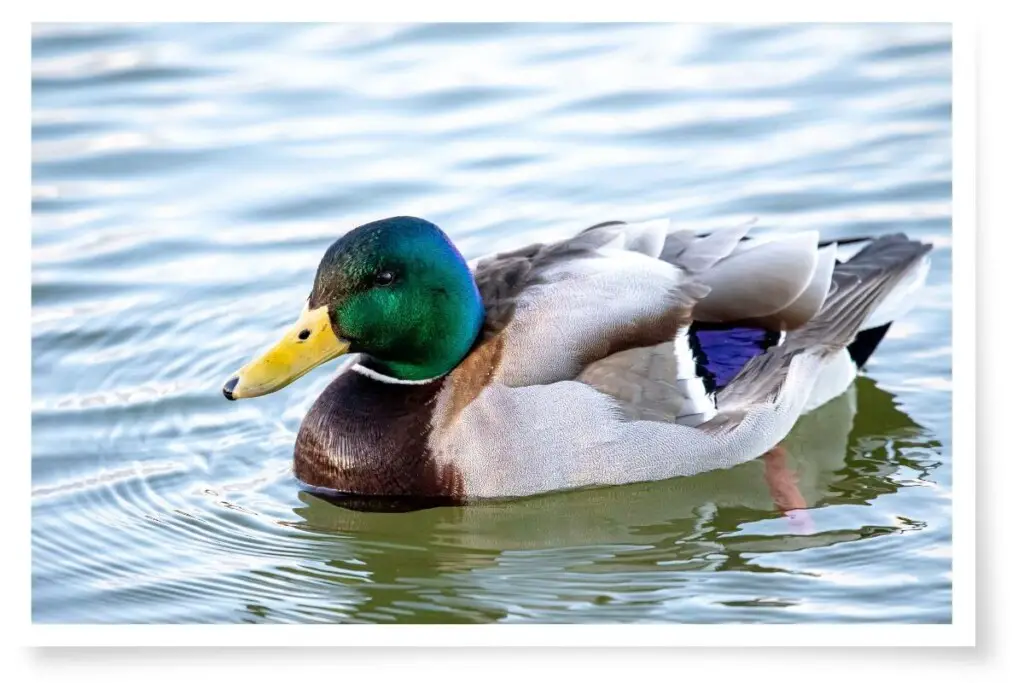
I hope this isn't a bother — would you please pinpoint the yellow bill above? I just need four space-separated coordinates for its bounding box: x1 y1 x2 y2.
222 304 350 400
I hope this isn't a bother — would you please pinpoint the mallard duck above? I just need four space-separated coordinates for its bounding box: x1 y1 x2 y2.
222 216 931 503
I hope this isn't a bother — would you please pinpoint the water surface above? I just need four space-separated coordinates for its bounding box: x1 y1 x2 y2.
32 22 952 623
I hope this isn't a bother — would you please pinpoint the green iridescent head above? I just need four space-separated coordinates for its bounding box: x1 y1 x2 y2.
309 216 485 381
222 216 484 399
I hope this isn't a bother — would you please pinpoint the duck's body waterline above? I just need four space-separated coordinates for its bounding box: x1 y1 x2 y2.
223 216 931 503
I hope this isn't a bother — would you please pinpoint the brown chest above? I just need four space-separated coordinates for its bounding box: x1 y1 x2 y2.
292 368 465 501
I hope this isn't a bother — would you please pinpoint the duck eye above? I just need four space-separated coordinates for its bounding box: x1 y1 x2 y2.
374 270 395 286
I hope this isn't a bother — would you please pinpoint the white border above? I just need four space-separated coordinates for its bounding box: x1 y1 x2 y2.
29 623 970 648
948 13 976 647
13 0 978 657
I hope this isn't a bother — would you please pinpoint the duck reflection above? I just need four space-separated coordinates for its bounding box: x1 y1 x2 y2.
271 376 937 622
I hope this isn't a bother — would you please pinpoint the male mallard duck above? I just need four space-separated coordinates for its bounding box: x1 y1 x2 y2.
222 216 931 503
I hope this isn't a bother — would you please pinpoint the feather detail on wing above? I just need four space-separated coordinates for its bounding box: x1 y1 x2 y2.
742 242 837 330
697 233 932 437
690 231 822 325
469 220 707 388
659 220 753 273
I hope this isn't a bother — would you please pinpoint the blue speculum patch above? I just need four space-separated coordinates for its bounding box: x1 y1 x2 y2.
689 326 781 391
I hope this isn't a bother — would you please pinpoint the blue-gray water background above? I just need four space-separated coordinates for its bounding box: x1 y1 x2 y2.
32 23 952 623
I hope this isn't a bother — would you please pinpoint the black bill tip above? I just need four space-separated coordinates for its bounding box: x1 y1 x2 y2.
222 376 239 401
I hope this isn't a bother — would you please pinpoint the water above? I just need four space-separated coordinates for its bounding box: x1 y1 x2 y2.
31 23 952 624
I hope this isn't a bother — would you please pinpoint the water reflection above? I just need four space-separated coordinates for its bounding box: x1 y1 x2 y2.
266 377 938 623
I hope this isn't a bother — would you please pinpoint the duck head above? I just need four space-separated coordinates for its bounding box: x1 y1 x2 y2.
222 216 485 399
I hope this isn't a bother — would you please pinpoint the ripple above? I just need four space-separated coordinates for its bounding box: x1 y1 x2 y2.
32 24 140 56
240 180 443 222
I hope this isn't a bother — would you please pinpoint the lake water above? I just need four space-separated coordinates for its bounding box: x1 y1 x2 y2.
31 22 952 624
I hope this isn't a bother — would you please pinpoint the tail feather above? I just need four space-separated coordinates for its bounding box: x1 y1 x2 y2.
818 233 932 366
788 234 932 350
714 234 932 411
847 322 893 368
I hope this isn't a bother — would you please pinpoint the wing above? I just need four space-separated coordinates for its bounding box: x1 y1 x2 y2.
469 219 703 387
468 218 829 389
